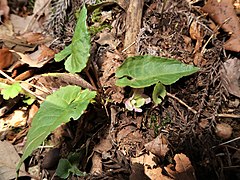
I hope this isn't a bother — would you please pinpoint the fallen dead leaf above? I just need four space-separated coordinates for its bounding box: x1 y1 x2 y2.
29 44 55 63
202 0 240 52
96 30 120 49
90 153 103 175
189 20 203 54
19 32 52 45
0 141 27 179
220 58 240 98
131 152 172 180
10 14 41 34
99 50 124 103
0 0 9 21
0 47 13 69
10 45 55 68
0 110 27 133
145 134 169 157
165 153 196 180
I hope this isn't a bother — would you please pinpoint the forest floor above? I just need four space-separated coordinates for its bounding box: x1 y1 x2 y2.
0 0 240 180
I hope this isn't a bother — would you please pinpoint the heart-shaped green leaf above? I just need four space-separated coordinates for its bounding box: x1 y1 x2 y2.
116 55 199 88
17 86 96 171
54 5 90 73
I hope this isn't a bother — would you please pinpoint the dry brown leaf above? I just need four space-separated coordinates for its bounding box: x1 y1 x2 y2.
20 32 52 44
165 153 196 180
29 44 55 63
117 125 137 142
220 58 240 98
145 134 169 157
131 153 172 180
202 0 240 52
90 153 103 175
0 0 9 21
10 14 41 34
189 20 203 54
0 110 27 133
0 141 27 179
95 30 120 49
99 50 124 103
0 47 13 69
10 45 55 68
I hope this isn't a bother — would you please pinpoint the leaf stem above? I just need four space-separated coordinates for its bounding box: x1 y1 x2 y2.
0 70 45 101
167 92 197 114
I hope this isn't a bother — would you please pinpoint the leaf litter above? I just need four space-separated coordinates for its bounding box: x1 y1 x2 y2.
0 0 240 179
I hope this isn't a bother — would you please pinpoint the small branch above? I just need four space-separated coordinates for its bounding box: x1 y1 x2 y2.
0 70 45 101
217 113 240 118
167 92 197 114
213 136 240 148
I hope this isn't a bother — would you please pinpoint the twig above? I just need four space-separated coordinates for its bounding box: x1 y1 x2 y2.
167 92 198 114
217 113 240 118
122 41 136 53
201 18 230 54
213 136 240 148
0 70 45 101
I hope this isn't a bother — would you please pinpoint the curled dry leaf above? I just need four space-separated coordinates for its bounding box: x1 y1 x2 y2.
220 58 240 98
202 0 240 52
215 123 233 139
0 47 13 69
131 153 172 180
165 153 196 180
10 45 55 68
144 134 169 157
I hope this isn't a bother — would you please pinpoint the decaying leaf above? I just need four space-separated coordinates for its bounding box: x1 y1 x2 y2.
202 0 240 52
0 47 13 69
0 110 27 133
0 141 26 179
165 153 196 180
99 50 124 103
10 45 55 68
145 134 169 157
220 58 240 98
131 153 172 180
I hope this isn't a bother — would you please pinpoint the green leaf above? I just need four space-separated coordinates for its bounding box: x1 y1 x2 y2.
23 95 36 105
152 83 166 105
0 82 10 89
17 86 96 171
1 82 22 100
54 45 72 62
116 55 199 88
56 159 72 179
54 5 90 73
56 158 86 178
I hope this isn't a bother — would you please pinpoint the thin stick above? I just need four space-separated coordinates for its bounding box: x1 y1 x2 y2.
122 41 136 53
0 70 45 101
213 136 240 148
201 18 230 54
167 92 198 114
217 113 240 118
